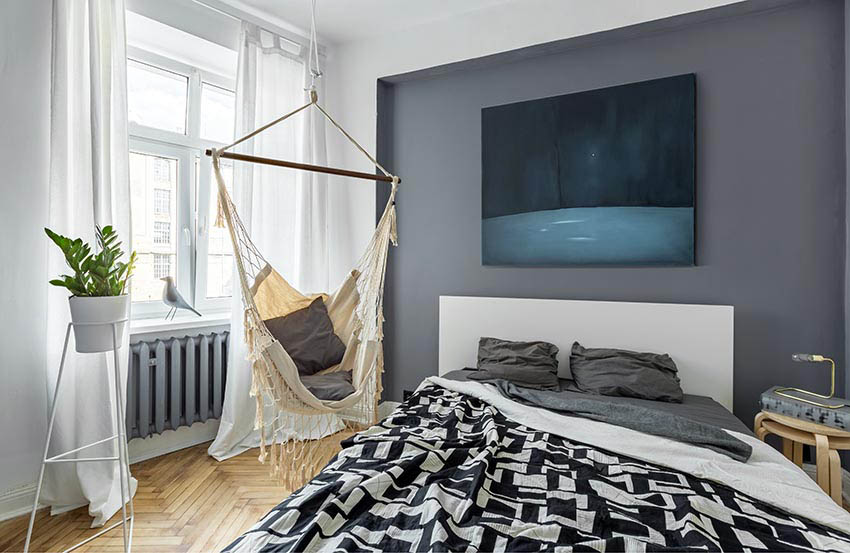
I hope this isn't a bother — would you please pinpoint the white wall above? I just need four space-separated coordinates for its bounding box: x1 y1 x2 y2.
324 0 745 272
0 0 51 517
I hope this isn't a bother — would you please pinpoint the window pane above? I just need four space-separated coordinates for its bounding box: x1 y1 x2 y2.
127 59 188 134
130 151 178 302
206 159 234 298
201 83 235 144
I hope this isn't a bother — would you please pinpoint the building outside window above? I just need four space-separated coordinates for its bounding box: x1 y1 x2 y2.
153 188 170 215
153 254 172 279
153 157 171 183
153 221 171 245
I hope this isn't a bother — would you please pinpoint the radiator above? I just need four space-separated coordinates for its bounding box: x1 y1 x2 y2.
127 331 229 439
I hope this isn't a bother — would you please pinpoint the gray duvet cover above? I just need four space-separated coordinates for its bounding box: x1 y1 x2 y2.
442 368 752 461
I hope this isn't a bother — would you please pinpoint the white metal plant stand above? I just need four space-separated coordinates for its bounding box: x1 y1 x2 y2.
24 318 135 553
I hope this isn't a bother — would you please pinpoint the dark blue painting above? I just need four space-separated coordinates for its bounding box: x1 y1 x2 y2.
481 74 695 266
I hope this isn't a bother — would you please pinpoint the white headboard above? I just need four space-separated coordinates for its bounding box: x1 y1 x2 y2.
439 296 734 411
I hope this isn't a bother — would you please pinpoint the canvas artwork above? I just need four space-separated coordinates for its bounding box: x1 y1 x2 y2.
481 74 696 266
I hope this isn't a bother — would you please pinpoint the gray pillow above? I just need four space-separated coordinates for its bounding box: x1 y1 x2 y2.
570 341 683 403
264 297 346 376
301 371 355 401
467 337 560 391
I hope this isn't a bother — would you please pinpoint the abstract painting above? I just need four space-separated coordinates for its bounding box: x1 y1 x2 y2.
481 74 695 266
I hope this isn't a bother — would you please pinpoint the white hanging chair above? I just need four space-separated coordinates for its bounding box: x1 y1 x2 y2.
210 90 399 489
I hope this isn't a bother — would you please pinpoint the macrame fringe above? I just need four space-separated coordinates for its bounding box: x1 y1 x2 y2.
214 194 227 229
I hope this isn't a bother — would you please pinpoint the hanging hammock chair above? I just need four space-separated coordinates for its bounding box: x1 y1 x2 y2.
209 90 399 490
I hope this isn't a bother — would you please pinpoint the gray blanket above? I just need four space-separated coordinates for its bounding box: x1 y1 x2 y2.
493 380 752 462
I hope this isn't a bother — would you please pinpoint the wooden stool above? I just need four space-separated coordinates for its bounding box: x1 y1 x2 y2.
755 410 850 505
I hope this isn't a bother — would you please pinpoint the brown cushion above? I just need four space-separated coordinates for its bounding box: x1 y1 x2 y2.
264 297 346 376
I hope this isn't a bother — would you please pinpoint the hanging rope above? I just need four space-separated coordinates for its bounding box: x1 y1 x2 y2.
220 102 313 153
307 0 322 91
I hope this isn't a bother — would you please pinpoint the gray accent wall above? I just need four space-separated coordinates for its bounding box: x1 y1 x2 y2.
845 0 850 402
377 0 846 425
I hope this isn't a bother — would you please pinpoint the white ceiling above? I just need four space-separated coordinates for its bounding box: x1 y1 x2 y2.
233 0 514 44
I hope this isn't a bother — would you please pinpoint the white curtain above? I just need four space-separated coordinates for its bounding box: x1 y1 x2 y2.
208 23 331 461
295 62 330 294
41 0 137 527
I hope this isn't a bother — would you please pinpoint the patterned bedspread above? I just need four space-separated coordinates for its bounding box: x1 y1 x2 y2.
225 384 850 552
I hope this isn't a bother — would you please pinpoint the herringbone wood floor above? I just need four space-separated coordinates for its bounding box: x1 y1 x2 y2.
0 434 351 553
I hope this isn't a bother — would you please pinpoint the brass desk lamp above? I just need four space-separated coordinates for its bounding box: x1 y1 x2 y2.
775 353 847 409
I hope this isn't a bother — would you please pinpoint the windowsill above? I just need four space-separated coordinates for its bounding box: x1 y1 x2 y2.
130 312 231 337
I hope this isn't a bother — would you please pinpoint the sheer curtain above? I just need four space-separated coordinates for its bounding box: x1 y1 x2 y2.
41 0 137 526
295 61 330 294
208 23 332 461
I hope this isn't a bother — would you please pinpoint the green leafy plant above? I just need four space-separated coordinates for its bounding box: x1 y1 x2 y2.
45 225 137 297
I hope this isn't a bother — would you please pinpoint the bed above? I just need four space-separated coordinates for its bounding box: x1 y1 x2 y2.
225 297 850 552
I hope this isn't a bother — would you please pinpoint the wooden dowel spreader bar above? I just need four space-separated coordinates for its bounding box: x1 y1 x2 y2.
204 149 399 183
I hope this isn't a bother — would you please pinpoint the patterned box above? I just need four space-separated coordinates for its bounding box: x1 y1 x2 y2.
760 386 850 431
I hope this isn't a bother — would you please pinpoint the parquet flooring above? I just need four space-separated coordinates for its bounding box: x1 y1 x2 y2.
0 433 352 553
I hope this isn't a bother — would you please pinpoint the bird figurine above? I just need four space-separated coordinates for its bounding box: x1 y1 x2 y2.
161 276 202 320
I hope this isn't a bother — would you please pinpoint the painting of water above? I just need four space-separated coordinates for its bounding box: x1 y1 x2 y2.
481 74 695 266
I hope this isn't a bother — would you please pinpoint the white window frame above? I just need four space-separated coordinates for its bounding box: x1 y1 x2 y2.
128 46 235 319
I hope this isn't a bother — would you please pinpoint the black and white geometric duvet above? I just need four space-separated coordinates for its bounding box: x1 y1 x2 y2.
226 385 850 552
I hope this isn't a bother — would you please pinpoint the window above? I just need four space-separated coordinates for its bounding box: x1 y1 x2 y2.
153 254 172 279
127 47 237 318
201 83 236 144
153 221 171 244
153 159 171 183
129 150 179 302
154 188 170 215
127 59 188 134
203 159 234 298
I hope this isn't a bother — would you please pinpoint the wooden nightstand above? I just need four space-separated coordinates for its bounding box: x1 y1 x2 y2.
755 410 850 504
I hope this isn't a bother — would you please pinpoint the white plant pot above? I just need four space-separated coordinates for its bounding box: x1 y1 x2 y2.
68 295 130 353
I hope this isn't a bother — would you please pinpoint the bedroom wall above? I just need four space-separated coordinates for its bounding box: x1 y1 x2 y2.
845 0 850 402
0 0 51 518
324 0 745 284
376 0 846 424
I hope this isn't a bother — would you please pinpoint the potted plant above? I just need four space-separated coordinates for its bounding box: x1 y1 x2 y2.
45 225 137 353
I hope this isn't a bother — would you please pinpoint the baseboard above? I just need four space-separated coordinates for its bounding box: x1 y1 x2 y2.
128 419 220 464
0 484 88 524
0 483 39 523
0 419 221 523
